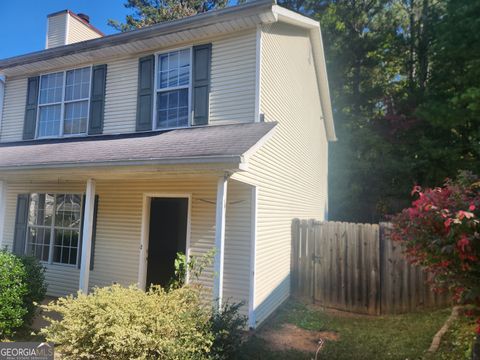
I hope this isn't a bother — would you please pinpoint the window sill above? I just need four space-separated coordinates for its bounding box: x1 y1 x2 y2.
36 133 88 141
40 261 79 269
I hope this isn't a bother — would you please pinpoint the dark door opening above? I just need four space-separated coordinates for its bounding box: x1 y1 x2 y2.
146 197 188 288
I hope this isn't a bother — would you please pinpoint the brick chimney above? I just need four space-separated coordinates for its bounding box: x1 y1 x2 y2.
46 10 104 49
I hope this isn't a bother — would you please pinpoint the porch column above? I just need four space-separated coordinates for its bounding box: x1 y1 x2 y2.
0 180 6 248
79 178 96 293
213 174 228 310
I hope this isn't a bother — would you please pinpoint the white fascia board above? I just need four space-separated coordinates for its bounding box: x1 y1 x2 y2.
241 124 277 162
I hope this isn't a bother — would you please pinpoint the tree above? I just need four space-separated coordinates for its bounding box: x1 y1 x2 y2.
289 0 414 222
277 0 479 223
109 0 238 32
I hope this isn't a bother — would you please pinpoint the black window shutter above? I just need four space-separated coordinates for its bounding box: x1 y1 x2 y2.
78 195 99 270
136 55 154 132
13 194 29 255
23 77 40 140
192 44 212 126
88 64 107 135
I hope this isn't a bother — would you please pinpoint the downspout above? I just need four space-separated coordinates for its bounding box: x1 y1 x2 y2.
0 76 4 135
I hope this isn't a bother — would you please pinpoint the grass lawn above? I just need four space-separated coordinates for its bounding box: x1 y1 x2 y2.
427 310 477 360
240 300 452 360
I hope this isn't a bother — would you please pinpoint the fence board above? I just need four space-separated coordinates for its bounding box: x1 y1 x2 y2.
291 220 449 315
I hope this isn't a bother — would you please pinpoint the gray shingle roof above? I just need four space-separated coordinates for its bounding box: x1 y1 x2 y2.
0 122 276 170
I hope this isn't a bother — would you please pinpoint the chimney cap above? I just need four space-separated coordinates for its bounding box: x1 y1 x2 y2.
77 13 90 24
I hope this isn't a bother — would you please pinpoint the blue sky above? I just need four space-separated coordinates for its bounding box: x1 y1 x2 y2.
0 0 131 58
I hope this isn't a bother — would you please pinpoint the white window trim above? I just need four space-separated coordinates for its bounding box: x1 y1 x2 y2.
35 66 93 139
152 46 193 131
24 193 83 268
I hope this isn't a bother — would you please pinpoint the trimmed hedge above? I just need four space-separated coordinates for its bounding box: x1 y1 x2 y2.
41 285 214 360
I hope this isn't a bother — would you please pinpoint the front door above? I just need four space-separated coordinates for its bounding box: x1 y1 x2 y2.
146 197 188 288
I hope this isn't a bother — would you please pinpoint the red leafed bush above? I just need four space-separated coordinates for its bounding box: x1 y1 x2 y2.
391 171 480 333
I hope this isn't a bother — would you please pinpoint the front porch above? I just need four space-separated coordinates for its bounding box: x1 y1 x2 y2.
0 168 256 321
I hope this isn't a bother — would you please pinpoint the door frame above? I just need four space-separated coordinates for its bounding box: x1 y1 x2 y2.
138 193 192 290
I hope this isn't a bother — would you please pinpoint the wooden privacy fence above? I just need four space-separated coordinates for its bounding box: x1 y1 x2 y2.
291 220 449 315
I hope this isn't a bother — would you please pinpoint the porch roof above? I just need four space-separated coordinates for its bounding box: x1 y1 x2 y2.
0 122 276 171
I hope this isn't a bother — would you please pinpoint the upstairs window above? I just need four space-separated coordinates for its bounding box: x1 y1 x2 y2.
37 67 91 138
155 48 191 129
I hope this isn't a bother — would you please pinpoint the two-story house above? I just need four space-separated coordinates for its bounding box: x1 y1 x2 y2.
0 0 335 328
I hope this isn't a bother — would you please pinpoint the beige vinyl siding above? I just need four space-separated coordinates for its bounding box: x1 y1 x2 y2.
0 30 257 141
223 180 252 307
103 57 138 134
47 14 67 49
0 77 27 142
1 176 252 314
101 30 257 134
67 16 102 44
209 30 257 124
233 22 328 325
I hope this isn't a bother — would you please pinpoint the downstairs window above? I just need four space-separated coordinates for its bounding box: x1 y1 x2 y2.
26 193 82 266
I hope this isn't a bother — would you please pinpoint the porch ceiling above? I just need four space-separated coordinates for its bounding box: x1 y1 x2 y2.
0 122 276 175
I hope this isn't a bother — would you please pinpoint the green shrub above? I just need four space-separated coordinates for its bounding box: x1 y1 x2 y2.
0 250 28 338
210 301 247 360
41 285 214 360
0 251 47 338
20 256 47 325
41 251 246 359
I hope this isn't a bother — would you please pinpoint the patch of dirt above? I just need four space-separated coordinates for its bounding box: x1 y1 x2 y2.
259 323 339 353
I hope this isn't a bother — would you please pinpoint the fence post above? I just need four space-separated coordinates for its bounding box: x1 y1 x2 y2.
291 219 300 296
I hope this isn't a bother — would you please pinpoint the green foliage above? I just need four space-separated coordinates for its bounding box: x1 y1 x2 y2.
210 301 247 360
391 171 480 336
0 251 47 338
40 251 246 359
108 0 245 32
41 285 214 360
276 0 480 222
20 256 47 325
0 251 28 338
168 249 215 290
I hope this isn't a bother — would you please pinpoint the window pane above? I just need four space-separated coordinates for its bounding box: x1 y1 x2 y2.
64 101 88 135
169 51 178 70
179 68 189 86
39 72 64 104
65 67 91 101
157 49 190 89
53 193 81 265
26 227 50 262
28 193 39 225
179 49 190 67
38 105 61 137
168 69 178 88
55 194 81 228
156 89 189 129
160 55 168 72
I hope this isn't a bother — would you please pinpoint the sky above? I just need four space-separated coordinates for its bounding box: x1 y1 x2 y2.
0 0 131 58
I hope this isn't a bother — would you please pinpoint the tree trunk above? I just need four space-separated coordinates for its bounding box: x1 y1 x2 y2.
408 0 416 91
417 0 430 95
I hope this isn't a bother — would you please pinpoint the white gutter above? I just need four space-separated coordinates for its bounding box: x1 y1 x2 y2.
0 76 4 136
0 154 244 172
